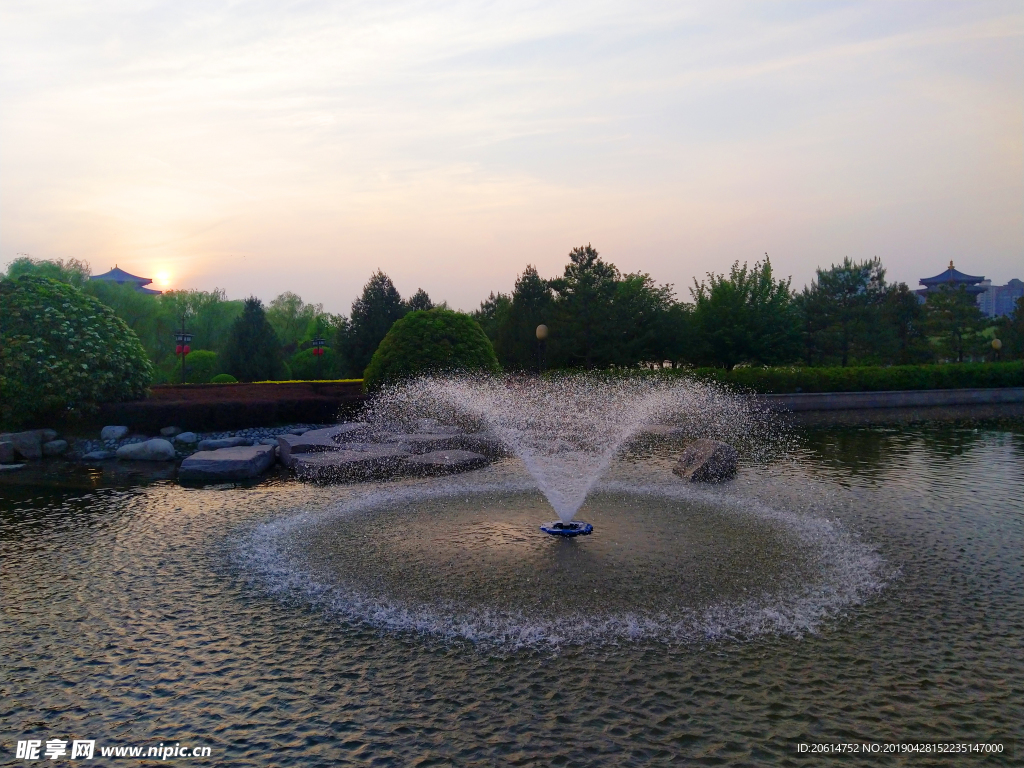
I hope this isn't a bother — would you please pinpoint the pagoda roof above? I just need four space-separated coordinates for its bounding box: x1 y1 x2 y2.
919 261 985 286
91 266 154 285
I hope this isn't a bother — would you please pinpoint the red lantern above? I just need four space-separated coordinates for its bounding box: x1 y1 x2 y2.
183 345 190 355
175 344 183 355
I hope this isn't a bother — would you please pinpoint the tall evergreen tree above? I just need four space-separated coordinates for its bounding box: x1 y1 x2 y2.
341 270 407 377
880 283 931 364
404 288 434 312
925 285 986 363
223 297 286 381
797 257 887 366
548 245 621 368
690 257 800 370
497 266 554 371
472 291 512 346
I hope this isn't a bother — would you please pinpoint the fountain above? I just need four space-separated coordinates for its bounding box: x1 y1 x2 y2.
239 373 885 648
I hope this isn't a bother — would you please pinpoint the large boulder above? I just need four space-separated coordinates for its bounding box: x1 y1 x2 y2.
43 439 69 457
402 450 487 475
292 445 410 481
178 445 277 482
0 430 43 460
101 425 130 441
672 439 738 483
197 436 252 451
0 441 15 464
116 438 176 461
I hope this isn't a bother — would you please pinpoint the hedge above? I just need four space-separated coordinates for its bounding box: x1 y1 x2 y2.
663 361 1023 394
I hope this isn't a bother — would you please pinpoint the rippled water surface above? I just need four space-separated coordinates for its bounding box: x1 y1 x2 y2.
2 421 1022 766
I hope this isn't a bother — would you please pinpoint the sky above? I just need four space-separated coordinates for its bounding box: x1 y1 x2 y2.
1 0 1021 314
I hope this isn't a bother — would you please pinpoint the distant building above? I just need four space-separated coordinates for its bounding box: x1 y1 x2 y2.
89 266 162 295
977 278 1023 318
916 261 1022 317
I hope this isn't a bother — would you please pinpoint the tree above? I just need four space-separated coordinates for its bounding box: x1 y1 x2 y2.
340 271 407 377
610 272 676 367
548 245 621 368
880 283 931 365
797 257 887 366
183 350 219 384
266 291 322 350
1001 296 1024 360
496 266 554 371
222 297 286 381
472 291 512 346
2 256 91 288
690 257 801 370
363 308 499 391
0 277 151 427
404 288 434 312
924 285 986 363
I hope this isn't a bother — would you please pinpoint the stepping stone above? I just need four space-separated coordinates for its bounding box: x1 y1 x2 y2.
116 439 176 461
196 436 252 451
382 433 466 454
402 450 488 475
178 444 277 482
672 439 738 483
276 427 369 467
292 445 410 481
82 450 117 461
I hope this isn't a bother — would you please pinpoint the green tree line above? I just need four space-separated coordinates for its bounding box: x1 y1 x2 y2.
3 249 1022 383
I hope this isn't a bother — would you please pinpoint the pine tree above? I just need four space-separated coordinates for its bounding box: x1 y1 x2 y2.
223 297 286 381
341 271 406 377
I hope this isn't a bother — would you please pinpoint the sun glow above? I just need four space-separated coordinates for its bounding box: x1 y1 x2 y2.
155 271 171 288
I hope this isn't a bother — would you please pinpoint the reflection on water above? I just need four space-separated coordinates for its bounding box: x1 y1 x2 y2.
1 421 1022 765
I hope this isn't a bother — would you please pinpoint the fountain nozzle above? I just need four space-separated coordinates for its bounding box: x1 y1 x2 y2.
540 521 593 537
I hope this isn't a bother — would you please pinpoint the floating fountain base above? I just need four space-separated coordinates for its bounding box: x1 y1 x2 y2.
540 521 593 537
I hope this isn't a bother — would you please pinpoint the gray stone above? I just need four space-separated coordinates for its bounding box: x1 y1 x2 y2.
197 436 252 451
39 429 58 443
413 418 463 435
0 441 15 464
403 450 488 475
277 432 346 468
82 450 117 461
116 438 176 461
42 439 69 457
178 444 277 482
292 445 410 481
453 432 508 458
4 431 43 460
382 433 465 454
175 432 198 444
160 426 183 437
101 425 130 441
259 437 279 446
672 439 738 483
0 463 25 471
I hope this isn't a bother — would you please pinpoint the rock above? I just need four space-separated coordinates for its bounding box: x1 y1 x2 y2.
403 450 488 475
42 439 69 457
277 432 346 467
672 439 738 483
0 441 15 464
382 433 465 454
178 444 277 482
413 419 462 435
453 432 508 458
82 450 117 461
116 438 176 461
160 426 183 437
292 445 410 481
197 436 252 451
175 432 198 444
0 463 25 471
259 438 279 446
3 431 43 460
39 429 58 443
101 425 130 441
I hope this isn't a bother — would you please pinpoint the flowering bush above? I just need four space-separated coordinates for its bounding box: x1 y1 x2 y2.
0 276 152 427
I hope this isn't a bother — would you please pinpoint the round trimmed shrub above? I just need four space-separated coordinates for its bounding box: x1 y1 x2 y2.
211 373 238 384
363 308 499 392
183 349 218 384
288 347 342 380
0 276 152 427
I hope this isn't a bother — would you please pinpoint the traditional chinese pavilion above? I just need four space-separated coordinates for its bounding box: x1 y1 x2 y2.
916 261 987 299
89 266 162 295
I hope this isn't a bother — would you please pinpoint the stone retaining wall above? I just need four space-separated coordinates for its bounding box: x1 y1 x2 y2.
758 387 1024 412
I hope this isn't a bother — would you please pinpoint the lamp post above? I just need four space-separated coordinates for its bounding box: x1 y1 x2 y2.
174 317 193 385
535 324 548 374
312 334 326 379
992 337 1002 362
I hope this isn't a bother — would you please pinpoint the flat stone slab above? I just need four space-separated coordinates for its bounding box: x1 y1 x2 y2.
382 433 466 454
300 423 370 443
673 439 738 483
277 433 346 467
116 439 176 461
292 445 410 481
179 444 277 482
82 450 117 461
197 436 253 451
402 450 488 475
